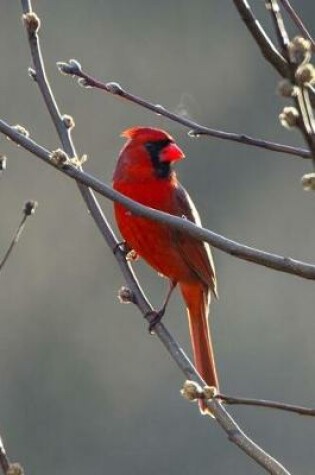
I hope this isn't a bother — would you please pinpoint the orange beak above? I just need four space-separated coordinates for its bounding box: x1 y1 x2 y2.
159 142 185 163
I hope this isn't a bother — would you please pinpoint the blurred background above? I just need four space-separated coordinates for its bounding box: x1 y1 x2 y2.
1 1 315 474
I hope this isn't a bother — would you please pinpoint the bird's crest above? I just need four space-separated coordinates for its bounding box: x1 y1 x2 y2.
121 126 174 143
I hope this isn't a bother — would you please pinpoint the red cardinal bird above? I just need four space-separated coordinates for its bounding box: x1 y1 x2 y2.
113 127 218 415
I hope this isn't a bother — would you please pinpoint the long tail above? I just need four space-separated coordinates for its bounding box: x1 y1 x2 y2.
180 282 219 416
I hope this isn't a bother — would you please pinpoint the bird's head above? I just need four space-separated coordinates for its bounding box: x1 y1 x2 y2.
114 126 185 182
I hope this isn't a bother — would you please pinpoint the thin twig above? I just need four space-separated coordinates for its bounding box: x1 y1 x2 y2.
218 393 315 416
57 60 311 160
0 201 38 274
20 0 117 260
266 0 290 58
21 2 70 150
1 119 315 284
233 0 315 107
233 0 289 77
279 0 315 52
265 0 315 161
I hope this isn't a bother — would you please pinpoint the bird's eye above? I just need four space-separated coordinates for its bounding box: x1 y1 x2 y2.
145 140 172 153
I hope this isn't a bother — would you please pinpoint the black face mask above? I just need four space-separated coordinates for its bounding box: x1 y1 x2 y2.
145 139 172 178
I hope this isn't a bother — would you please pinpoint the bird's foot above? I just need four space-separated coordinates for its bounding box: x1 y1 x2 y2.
113 241 138 260
146 281 176 334
146 308 166 335
113 240 126 255
126 249 139 261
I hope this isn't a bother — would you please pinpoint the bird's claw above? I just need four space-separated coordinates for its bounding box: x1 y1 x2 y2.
126 249 139 261
146 309 165 335
113 240 127 255
113 241 138 260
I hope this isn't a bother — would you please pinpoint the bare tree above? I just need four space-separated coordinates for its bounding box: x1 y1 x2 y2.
1 1 315 474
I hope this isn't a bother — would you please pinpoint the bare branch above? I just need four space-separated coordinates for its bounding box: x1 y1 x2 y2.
0 201 38 274
218 393 315 417
279 0 315 51
266 0 290 57
233 0 289 76
233 0 315 107
21 6 69 149
265 1 315 162
1 119 315 284
57 60 311 160
20 0 118 260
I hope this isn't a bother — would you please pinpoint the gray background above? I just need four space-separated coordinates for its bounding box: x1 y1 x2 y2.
1 1 315 474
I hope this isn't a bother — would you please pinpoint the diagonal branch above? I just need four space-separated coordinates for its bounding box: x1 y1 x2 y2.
267 0 290 57
279 0 315 52
233 0 315 107
233 0 289 77
0 201 38 274
265 0 315 161
1 119 315 283
20 0 117 261
57 60 311 160
218 393 315 416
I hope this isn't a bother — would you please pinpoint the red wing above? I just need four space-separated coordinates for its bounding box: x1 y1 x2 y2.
172 184 218 297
